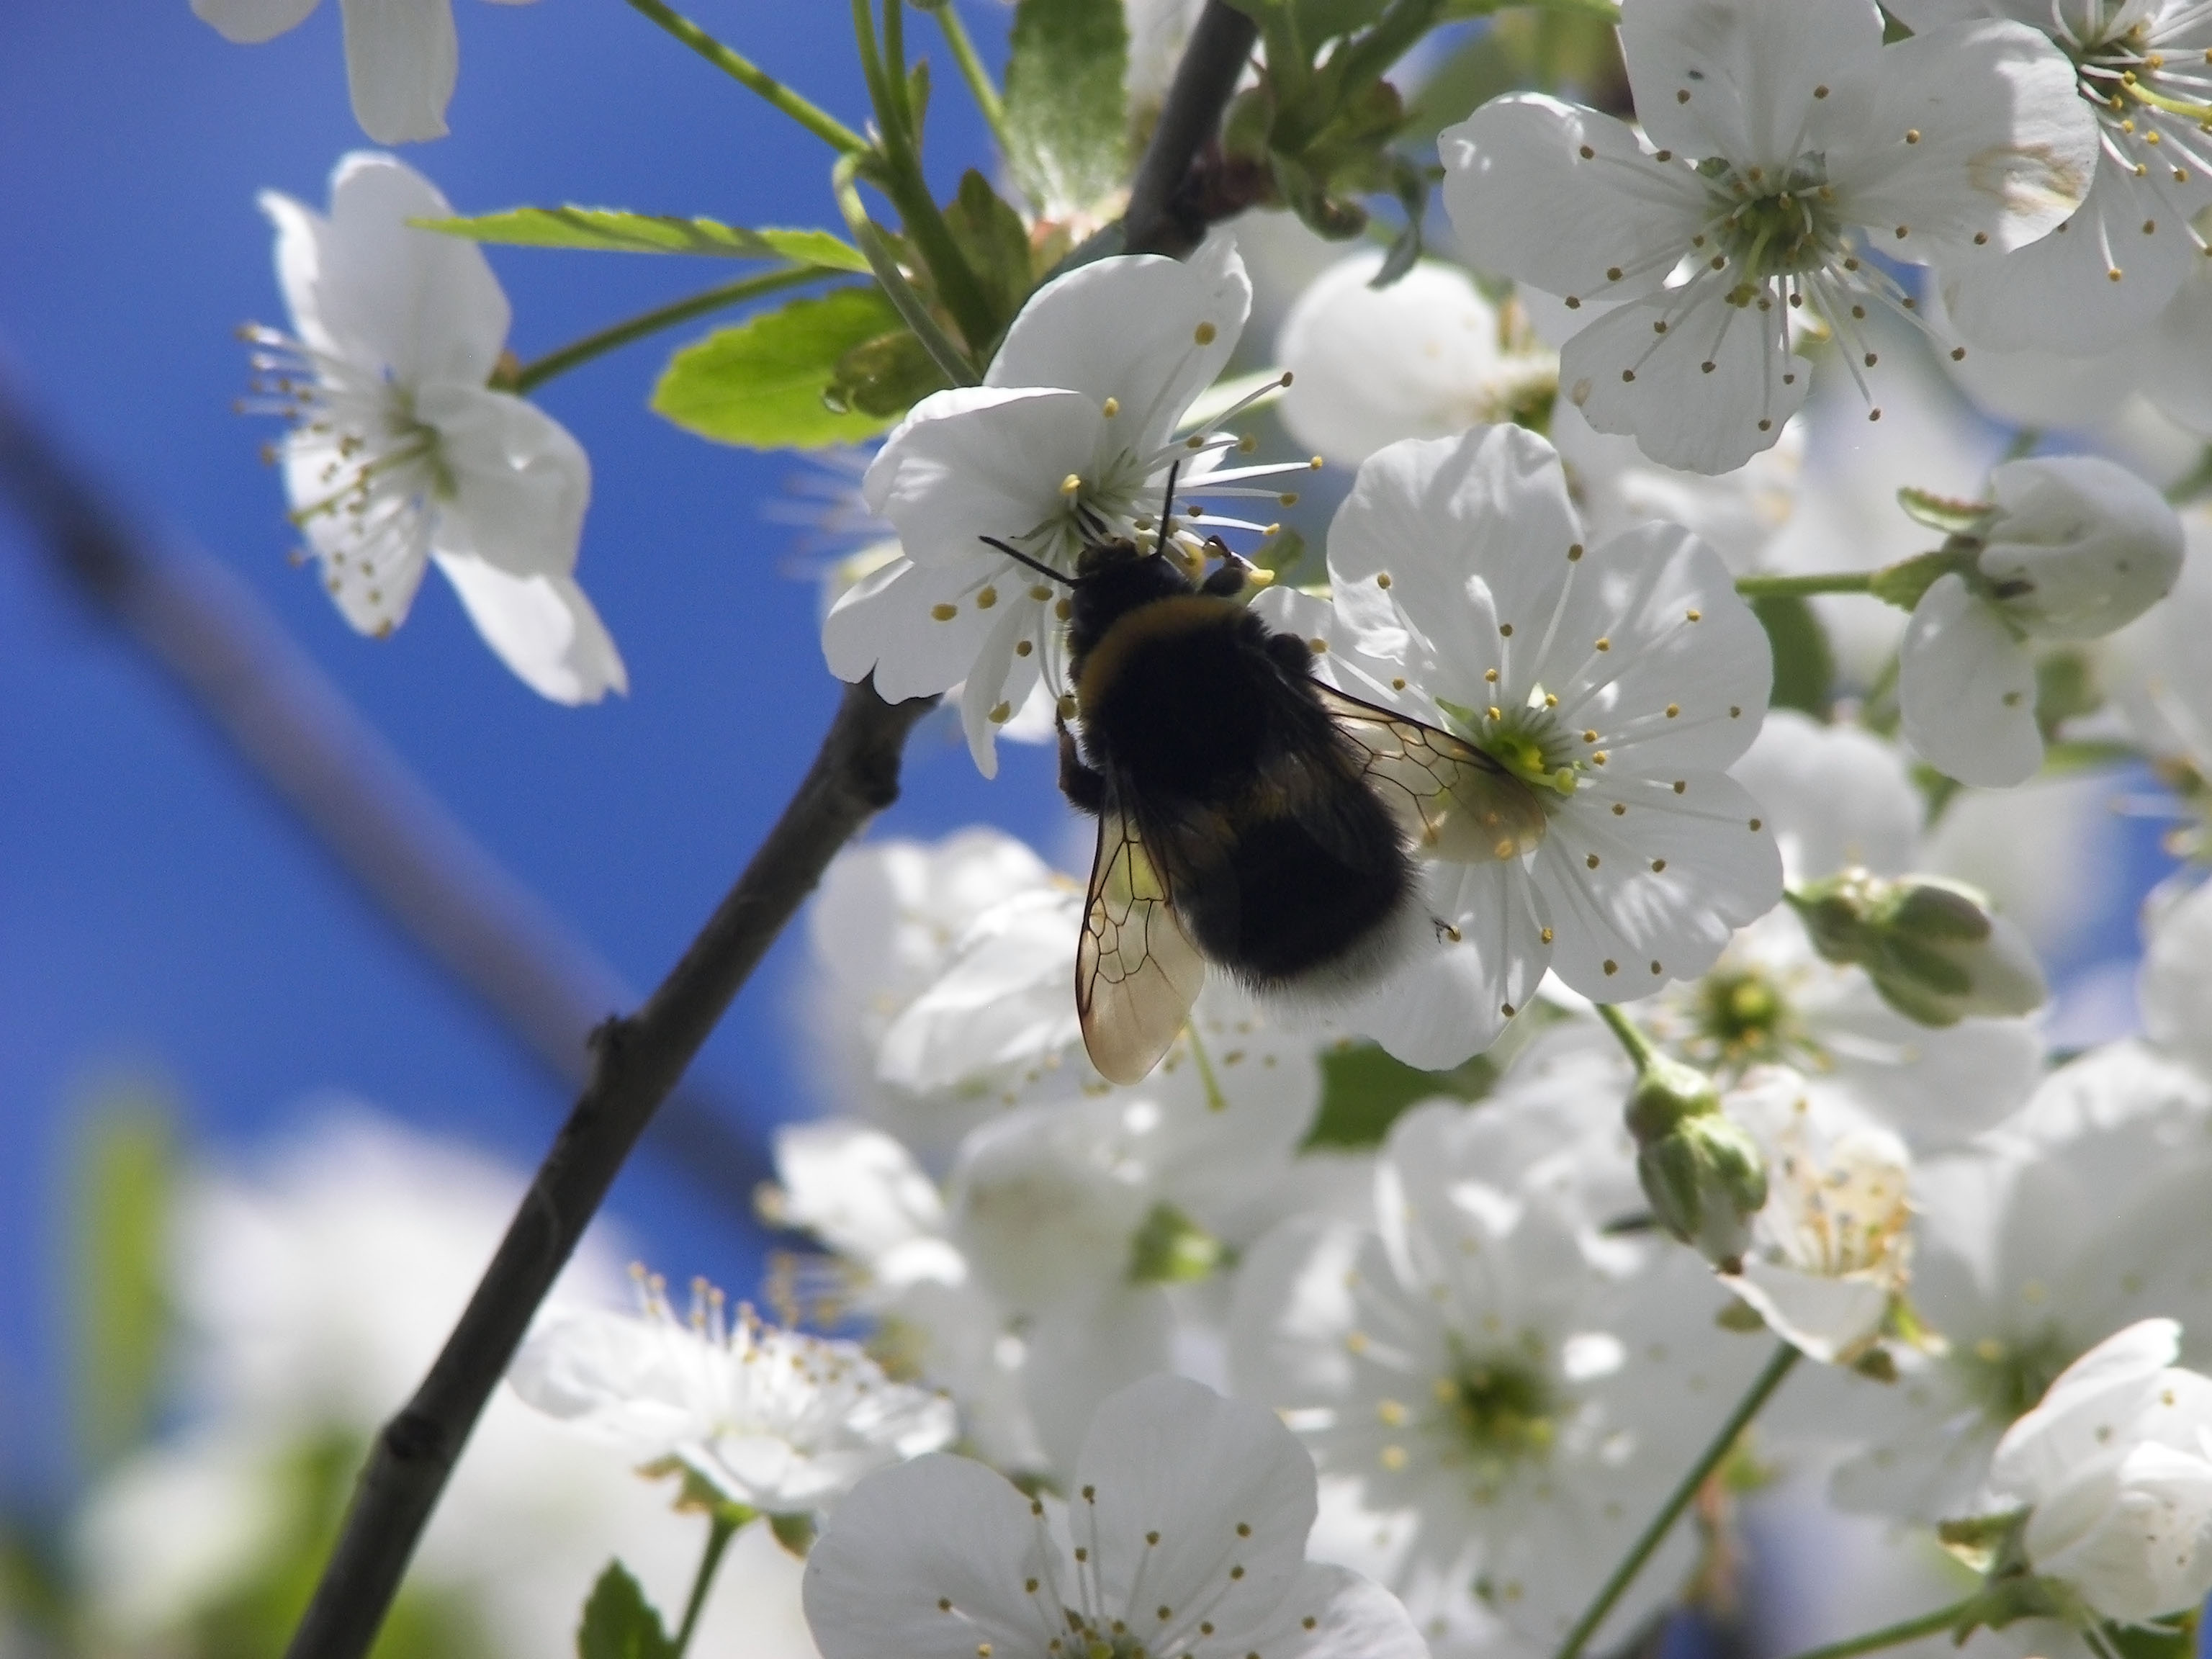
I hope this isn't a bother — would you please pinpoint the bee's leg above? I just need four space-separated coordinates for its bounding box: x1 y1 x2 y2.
1264 630 1317 674
1199 536 1251 597
1057 720 1108 815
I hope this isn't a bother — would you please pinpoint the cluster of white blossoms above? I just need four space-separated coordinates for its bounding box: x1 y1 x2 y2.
189 0 2212 1654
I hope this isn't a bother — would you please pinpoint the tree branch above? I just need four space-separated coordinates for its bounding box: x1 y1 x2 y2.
0 376 780 1220
282 675 935 1659
1122 0 1262 256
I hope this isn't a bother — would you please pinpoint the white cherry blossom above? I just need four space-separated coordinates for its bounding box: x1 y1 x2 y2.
801 1375 1426 1659
1729 710 1923 885
509 1272 956 1514
1256 424 1782 1069
1274 251 1556 465
1899 455 2182 786
1720 1068 1914 1364
1440 0 2098 472
248 153 623 704
1899 0 2212 356
826 240 1311 774
192 0 535 143
1982 1318 2212 1625
1228 1100 1768 1649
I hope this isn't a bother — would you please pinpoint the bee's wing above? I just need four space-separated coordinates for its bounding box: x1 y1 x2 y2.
1078 804 1208 1086
1313 683 1549 863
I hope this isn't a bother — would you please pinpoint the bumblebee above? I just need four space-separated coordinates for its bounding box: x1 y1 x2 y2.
982 484 1547 1085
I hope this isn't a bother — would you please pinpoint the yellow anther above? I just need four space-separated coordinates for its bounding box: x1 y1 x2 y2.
1195 321 1218 345
1102 397 1120 417
1061 473 1082 495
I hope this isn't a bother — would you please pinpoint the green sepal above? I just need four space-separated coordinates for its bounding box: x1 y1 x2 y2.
652 287 907 450
1714 1298 1767 1333
666 1462 760 1532
415 209 870 272
943 171 1038 340
1003 0 1130 215
1751 593 1835 718
1897 485 1994 537
70 1089 176 1470
577 1560 678 1659
1869 547 1976 612
769 1513 819 1559
1128 1201 1231 1283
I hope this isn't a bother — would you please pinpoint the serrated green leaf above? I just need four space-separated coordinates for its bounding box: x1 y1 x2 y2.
577 1561 677 1659
652 288 907 451
1004 0 1129 215
945 170 1038 333
416 209 869 273
71 1090 174 1469
1750 593 1834 719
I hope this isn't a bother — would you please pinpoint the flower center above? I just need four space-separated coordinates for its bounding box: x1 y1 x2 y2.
1696 968 1797 1064
1958 1327 2080 1426
1441 697 1581 798
1707 161 1840 282
1450 1355 1557 1466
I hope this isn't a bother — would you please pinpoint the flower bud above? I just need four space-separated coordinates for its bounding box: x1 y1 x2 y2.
1977 456 2182 642
1625 1055 1766 1272
1791 870 2046 1026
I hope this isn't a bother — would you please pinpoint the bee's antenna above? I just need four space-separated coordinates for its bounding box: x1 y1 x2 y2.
1154 460 1182 554
978 536 1075 586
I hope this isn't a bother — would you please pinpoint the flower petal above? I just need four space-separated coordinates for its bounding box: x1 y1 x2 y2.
1339 861 1548 1068
1441 95 1707 304
864 387 1106 569
430 554 627 705
421 384 590 575
1897 572 2044 786
1073 1375 1318 1640
1941 151 2204 355
803 1453 1054 1659
821 554 1011 705
262 152 508 383
989 239 1249 454
1236 1563 1428 1659
338 0 459 144
1619 0 1884 168
1729 709 1920 881
194 0 321 43
1560 281 1811 475
1533 770 1784 999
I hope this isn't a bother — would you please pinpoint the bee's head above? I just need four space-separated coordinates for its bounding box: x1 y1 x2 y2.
1073 535 1148 579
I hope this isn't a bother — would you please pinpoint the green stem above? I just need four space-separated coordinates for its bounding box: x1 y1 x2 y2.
1770 1598 1981 1659
2165 444 2212 506
834 156 980 386
508 265 832 393
1594 1002 1662 1073
1733 572 1877 599
934 3 1009 148
881 0 916 143
621 0 867 153
670 1511 742 1658
1553 1341 1802 1659
848 0 1000 354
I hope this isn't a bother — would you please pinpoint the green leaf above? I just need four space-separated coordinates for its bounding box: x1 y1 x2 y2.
1303 1041 1499 1149
70 1089 175 1468
1750 593 1834 719
828 328 953 419
416 208 869 273
1870 547 1974 612
652 288 908 450
577 1561 678 1659
1225 0 1386 41
945 170 1039 333
1003 0 1130 214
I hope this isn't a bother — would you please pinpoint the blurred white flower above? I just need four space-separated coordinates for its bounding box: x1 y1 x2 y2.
1259 424 1781 1067
2139 876 2212 1081
509 1274 956 1514
801 1375 1426 1659
1899 457 2181 786
2101 505 2212 775
1551 400 1804 577
1230 1101 1768 1650
74 1107 813 1659
1981 1318 2212 1627
1722 1069 1914 1364
192 0 533 143
1274 251 1555 465
1440 0 2095 472
248 152 623 703
1730 711 1923 885
827 240 1309 774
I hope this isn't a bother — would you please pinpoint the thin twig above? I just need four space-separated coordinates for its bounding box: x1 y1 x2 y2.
282 676 935 1659
0 377 775 1217
1770 1599 1979 1659
1122 0 1261 256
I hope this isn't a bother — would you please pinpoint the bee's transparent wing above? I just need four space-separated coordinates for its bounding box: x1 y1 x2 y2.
1313 683 1549 863
1078 806 1208 1085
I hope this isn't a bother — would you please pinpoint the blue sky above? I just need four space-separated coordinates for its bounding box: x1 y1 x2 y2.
0 0 1077 1507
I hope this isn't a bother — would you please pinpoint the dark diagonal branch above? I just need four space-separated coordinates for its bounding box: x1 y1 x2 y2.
0 377 777 1216
283 676 934 1659
1122 0 1262 256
